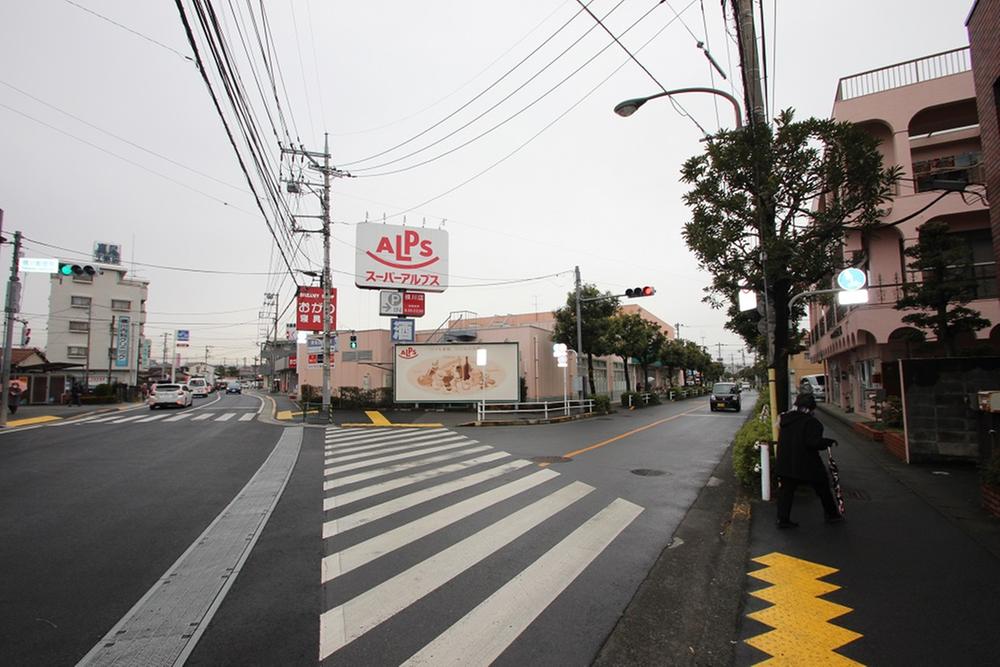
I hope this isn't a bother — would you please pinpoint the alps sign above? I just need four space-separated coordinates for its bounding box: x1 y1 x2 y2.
355 223 448 293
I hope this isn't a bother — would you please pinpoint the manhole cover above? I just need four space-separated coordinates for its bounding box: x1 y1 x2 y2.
843 488 871 501
531 456 572 464
631 468 667 477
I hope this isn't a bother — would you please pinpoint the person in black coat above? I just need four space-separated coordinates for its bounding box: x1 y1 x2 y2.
775 393 843 528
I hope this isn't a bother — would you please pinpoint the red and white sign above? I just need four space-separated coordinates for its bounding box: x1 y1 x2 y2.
355 223 448 293
402 292 425 317
295 287 337 332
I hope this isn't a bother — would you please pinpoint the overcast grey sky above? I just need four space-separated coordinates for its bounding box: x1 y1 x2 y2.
0 0 976 366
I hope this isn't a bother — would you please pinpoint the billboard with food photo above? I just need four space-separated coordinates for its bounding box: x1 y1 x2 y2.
394 343 519 403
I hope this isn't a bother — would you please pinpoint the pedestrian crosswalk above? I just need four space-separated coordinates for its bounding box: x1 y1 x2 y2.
319 426 644 664
71 410 259 425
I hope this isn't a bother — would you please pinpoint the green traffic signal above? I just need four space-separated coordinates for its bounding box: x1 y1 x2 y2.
349 335 358 349
59 263 73 276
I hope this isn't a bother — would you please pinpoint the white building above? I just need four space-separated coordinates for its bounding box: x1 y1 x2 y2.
46 261 148 388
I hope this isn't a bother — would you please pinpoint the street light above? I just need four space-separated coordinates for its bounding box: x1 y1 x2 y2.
614 87 743 128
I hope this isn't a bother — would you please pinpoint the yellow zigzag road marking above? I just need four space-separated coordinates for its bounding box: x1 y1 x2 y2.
745 552 864 666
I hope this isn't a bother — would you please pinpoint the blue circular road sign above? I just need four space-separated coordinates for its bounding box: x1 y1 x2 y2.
837 268 867 291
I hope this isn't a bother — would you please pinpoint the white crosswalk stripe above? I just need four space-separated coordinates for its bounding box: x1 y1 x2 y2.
135 414 169 423
239 413 255 421
215 412 236 422
110 415 146 424
318 427 646 664
325 428 447 448
71 410 259 425
324 435 467 464
323 446 492 492
192 413 213 421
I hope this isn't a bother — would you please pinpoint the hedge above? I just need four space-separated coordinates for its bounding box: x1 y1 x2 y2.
732 394 774 490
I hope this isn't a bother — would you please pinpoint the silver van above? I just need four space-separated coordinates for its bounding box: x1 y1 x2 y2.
799 374 826 401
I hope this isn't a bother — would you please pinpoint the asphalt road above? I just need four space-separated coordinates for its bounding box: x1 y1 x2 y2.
0 392 749 665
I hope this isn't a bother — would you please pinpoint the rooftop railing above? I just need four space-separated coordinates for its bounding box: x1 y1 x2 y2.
836 47 971 101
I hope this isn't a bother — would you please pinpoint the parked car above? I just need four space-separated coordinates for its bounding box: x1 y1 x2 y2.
799 374 826 401
226 381 242 394
709 382 741 412
148 383 193 409
188 377 209 398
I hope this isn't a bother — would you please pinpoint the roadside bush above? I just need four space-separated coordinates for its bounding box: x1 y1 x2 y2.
80 395 118 405
646 392 661 405
94 383 113 397
620 391 638 408
882 396 903 428
300 384 316 403
592 394 611 414
732 395 773 489
337 386 393 408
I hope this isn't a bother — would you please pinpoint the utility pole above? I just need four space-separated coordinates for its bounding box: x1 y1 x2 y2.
263 293 277 393
733 0 779 434
0 230 22 426
675 322 682 340
716 342 724 361
107 315 115 387
281 135 350 415
574 265 586 400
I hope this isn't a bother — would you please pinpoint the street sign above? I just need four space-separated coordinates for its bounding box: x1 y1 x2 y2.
176 329 189 348
391 318 416 343
285 323 296 340
738 289 757 312
355 223 449 292
307 336 323 354
115 316 130 367
379 290 403 316
837 268 867 291
402 292 425 317
20 258 58 273
296 287 338 331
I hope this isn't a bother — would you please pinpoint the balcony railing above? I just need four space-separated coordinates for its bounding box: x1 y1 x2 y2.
837 47 971 101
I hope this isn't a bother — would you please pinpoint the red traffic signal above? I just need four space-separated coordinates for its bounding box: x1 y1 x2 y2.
626 286 655 298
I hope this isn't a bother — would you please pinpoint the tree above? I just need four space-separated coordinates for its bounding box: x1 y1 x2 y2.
607 313 667 392
659 338 687 387
552 285 619 396
681 109 899 411
894 220 991 356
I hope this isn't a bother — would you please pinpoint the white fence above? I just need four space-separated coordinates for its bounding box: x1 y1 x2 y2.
477 399 594 422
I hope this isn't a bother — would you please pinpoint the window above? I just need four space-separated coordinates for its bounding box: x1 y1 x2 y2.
70 296 91 308
72 273 93 284
67 346 87 357
111 299 131 311
68 321 89 333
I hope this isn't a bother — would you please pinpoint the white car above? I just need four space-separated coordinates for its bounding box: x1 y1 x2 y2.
148 383 193 409
188 377 209 398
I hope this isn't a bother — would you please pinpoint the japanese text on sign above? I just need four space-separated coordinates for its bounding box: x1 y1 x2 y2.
295 287 338 332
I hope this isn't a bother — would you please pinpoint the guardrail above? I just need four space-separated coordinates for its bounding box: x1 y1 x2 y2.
477 399 594 422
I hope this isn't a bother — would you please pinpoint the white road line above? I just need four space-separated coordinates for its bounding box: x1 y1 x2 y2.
325 441 481 475
321 467 555 583
403 498 643 666
324 430 457 453
325 428 447 447
323 452 511 511
325 436 467 464
135 414 169 423
323 458 534 538
163 412 193 422
323 446 492 492
110 415 147 424
82 414 128 424
324 432 463 457
215 412 236 422
318 481 593 660
192 413 213 422
239 413 255 421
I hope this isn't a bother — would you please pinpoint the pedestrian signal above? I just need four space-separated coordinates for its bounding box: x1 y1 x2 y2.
625 286 655 298
58 263 96 277
349 334 358 349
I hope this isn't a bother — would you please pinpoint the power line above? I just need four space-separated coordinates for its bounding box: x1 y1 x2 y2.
357 0 680 178
60 0 194 63
338 0 595 168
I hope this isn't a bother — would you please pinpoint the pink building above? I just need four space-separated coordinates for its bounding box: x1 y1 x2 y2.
294 306 679 401
808 47 1000 417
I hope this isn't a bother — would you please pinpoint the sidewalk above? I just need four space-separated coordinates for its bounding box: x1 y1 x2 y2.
735 402 1000 664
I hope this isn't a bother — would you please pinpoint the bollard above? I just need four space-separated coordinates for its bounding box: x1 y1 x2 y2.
760 441 771 501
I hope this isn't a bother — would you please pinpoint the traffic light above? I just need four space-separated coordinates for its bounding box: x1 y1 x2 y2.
58 263 96 277
20 325 30 346
349 334 358 349
625 286 655 298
